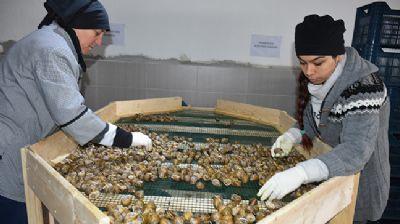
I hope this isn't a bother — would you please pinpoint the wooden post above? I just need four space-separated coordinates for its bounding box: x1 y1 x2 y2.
329 173 360 224
22 148 45 224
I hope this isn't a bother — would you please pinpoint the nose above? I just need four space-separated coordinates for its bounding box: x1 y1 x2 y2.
95 34 103 46
304 64 315 77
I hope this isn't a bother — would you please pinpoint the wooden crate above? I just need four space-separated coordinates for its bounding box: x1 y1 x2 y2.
21 97 359 224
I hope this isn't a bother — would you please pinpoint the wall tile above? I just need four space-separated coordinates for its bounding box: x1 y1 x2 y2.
95 61 128 87
125 63 146 89
96 86 127 109
145 63 197 91
194 92 247 108
247 68 299 95
145 89 196 105
197 66 248 93
83 59 98 86
82 86 98 110
124 88 146 101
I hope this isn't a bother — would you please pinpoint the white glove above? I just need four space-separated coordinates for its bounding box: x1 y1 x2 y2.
257 159 329 201
131 132 152 149
271 132 296 157
257 165 307 201
99 124 152 149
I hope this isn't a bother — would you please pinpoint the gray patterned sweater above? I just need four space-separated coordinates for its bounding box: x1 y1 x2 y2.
302 47 390 221
0 23 107 202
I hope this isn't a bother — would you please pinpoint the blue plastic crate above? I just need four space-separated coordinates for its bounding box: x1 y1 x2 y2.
352 2 400 49
388 85 399 118
390 132 400 147
354 46 400 87
388 86 399 136
388 85 400 99
376 50 400 86
386 86 400 106
391 146 400 156
391 121 400 135
381 15 400 47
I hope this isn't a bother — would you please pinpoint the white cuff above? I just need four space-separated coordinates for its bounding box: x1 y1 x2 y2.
286 128 302 144
297 159 329 184
99 123 117 147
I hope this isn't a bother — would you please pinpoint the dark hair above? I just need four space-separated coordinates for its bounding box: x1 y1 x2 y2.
296 71 313 150
296 55 339 150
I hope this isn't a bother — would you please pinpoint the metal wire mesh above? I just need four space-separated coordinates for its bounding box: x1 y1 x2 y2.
92 191 268 214
119 116 275 131
90 110 285 213
134 124 279 138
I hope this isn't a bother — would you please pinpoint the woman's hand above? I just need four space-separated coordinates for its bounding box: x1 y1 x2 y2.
257 166 307 201
131 132 152 149
271 132 296 157
257 159 329 201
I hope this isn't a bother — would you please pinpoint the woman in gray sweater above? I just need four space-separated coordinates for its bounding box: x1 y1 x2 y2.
0 1 151 223
258 15 390 223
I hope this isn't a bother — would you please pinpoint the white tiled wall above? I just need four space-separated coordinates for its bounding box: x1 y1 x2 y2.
82 58 299 115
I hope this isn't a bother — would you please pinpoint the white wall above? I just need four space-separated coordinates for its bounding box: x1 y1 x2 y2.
1 0 399 66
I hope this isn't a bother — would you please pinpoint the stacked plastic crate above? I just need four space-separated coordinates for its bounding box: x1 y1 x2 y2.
352 1 400 221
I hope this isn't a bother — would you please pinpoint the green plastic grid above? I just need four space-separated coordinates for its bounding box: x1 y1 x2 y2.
91 192 269 214
91 110 297 214
118 116 277 132
134 124 279 138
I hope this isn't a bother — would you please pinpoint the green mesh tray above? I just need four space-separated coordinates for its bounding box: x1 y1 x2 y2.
92 192 270 214
118 116 277 131
143 179 259 200
95 110 288 212
117 110 280 146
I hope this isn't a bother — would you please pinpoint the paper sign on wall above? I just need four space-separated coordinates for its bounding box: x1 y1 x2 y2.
102 23 125 46
250 34 282 58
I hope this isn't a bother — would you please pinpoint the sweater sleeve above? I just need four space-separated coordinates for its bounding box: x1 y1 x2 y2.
35 47 106 145
317 74 387 177
93 123 133 148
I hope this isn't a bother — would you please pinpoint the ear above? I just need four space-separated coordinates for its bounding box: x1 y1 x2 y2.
335 55 343 63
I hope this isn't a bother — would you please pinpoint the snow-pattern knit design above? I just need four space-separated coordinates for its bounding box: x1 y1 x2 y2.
329 73 386 122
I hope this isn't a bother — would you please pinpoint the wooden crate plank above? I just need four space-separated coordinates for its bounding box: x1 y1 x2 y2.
72 190 111 224
30 131 76 163
215 100 281 127
26 149 74 223
26 149 109 224
22 148 45 224
259 175 355 224
188 107 215 112
115 97 183 117
329 173 360 224
277 111 296 133
96 102 119 122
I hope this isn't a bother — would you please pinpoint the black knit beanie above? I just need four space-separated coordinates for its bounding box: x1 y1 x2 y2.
295 14 346 56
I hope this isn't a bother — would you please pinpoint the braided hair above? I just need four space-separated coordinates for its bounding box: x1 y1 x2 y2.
296 71 313 150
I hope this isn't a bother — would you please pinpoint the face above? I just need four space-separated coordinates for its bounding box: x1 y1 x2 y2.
73 29 105 55
298 55 342 85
